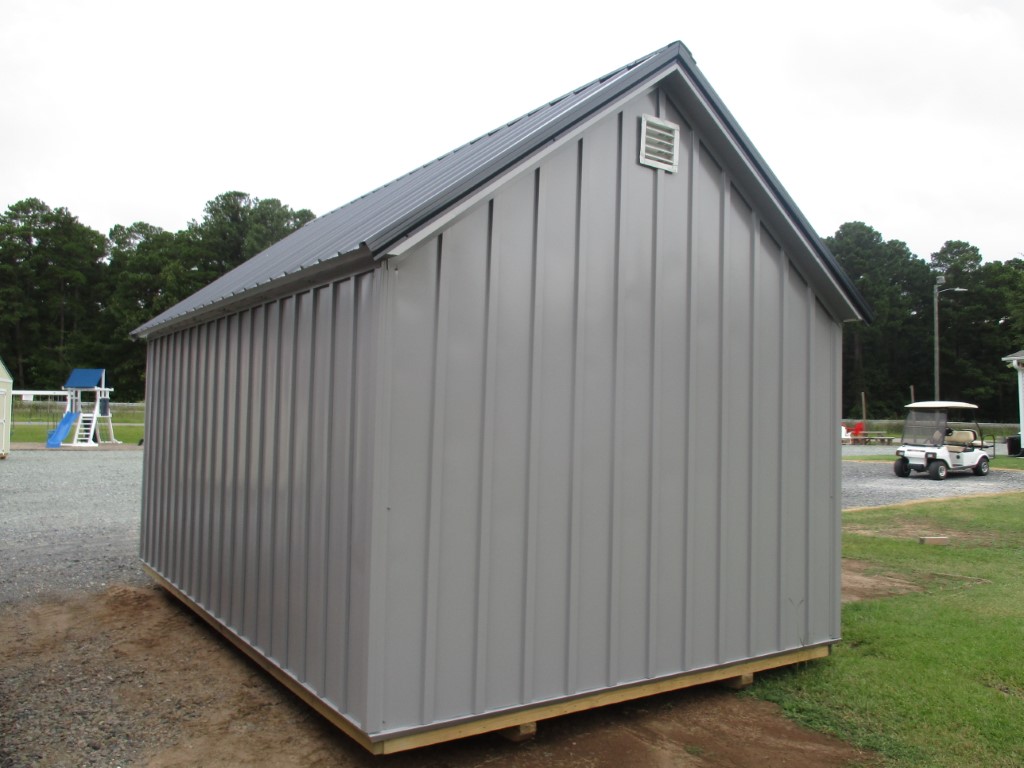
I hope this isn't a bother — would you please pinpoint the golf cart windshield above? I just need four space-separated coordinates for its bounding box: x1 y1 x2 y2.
902 409 948 446
902 408 980 447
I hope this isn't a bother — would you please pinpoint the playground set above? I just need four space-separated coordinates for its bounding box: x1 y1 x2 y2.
44 368 120 448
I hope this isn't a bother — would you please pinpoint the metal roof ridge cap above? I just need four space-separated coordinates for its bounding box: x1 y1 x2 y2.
363 48 687 256
381 66 687 261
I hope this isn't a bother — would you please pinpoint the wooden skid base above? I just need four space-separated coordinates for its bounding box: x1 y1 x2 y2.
144 564 830 755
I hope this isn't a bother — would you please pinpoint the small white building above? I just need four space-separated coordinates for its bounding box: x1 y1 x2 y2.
1003 350 1024 449
0 356 12 459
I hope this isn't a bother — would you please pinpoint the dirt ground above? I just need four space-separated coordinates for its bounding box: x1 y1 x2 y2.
0 561 906 768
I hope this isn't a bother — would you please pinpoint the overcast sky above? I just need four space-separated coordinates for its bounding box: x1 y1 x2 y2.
2 0 1021 262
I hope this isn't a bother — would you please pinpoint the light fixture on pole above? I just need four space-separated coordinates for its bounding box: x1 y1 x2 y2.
933 275 968 400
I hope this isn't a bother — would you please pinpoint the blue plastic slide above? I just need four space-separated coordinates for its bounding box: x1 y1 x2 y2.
46 411 79 449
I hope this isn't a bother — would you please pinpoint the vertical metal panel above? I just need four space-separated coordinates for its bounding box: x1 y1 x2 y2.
348 269 382 728
685 142 725 670
271 297 296 663
780 262 811 649
472 203 498 714
210 318 225 617
720 187 754 664
651 97 691 678
304 286 332 693
202 321 218 611
749 227 785 655
430 208 490 721
530 142 579 701
187 324 207 600
286 292 312 678
382 239 437 729
229 310 252 631
221 314 240 626
482 170 535 710
254 300 278 655
572 105 618 693
243 305 266 644
613 92 657 685
322 279 355 706
807 300 839 643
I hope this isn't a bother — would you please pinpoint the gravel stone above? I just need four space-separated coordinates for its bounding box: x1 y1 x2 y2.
0 448 147 606
841 445 1024 509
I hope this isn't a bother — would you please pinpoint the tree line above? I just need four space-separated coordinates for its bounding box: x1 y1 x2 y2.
829 222 1024 421
1 197 1021 419
0 192 314 401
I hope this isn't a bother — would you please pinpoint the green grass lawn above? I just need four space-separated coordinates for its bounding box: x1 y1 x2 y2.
750 494 1024 767
849 453 1024 470
11 422 144 445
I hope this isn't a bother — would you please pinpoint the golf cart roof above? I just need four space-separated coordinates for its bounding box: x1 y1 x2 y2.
904 401 978 410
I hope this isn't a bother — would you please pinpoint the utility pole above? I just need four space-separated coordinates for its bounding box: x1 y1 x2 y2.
933 275 967 400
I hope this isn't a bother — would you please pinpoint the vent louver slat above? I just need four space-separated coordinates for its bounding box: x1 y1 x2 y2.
639 115 680 173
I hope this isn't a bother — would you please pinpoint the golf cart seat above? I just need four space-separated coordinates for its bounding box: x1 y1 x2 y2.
946 429 977 453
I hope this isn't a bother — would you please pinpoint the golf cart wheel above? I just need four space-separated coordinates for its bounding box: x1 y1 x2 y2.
928 461 948 481
894 458 911 477
973 456 990 476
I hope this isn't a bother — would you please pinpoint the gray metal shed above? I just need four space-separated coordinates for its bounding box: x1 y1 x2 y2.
135 41 871 753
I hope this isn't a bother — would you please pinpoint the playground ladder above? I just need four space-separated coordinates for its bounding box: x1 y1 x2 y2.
73 413 96 445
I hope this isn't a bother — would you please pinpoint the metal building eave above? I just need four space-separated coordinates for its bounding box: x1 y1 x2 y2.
132 247 376 340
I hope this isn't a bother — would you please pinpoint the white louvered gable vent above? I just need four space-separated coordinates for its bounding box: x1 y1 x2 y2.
639 114 680 173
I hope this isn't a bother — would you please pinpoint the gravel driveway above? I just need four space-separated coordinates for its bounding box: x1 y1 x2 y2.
4 446 1023 605
0 448 148 606
840 444 1024 509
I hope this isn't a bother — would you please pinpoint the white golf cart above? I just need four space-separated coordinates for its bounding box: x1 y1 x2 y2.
894 401 991 480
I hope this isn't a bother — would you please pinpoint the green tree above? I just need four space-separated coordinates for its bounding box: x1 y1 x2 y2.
828 222 932 418
0 199 106 388
929 242 1024 419
185 191 315 286
0 191 316 398
99 193 315 399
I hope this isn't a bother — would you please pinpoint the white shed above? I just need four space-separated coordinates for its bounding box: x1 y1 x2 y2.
0 356 12 458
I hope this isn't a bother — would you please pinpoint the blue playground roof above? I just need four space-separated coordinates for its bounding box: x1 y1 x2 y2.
64 368 105 389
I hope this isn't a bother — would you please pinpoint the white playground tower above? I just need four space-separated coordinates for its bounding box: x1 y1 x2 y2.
61 368 120 446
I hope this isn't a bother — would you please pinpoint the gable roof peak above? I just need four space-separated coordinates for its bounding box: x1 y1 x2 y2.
133 40 870 338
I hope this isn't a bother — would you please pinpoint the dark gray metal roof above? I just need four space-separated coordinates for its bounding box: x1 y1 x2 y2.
134 41 871 338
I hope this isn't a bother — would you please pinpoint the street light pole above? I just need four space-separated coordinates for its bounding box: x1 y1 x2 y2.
933 275 968 400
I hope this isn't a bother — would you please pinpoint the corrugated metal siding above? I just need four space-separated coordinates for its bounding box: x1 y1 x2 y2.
371 86 842 734
140 269 381 727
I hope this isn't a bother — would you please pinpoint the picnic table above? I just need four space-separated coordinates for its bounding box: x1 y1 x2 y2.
851 431 895 445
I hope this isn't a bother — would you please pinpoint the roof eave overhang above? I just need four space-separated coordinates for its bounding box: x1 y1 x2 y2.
132 246 376 340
